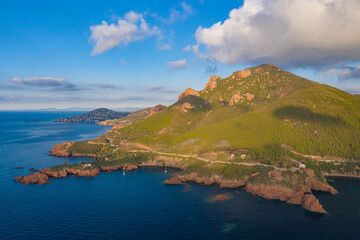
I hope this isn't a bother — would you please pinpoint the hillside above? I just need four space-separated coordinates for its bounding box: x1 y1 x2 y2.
20 64 360 214
98 104 167 129
53 108 129 123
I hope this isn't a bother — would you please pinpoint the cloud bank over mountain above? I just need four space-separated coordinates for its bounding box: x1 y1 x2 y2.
194 0 360 67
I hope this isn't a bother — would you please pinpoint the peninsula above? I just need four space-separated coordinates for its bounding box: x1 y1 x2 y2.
16 64 360 214
53 108 129 123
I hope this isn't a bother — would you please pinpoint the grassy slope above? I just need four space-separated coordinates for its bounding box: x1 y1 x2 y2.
112 65 360 161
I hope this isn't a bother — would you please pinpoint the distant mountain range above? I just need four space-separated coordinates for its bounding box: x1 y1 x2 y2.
53 108 129 123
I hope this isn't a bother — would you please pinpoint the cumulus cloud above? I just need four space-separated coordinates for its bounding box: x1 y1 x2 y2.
90 11 159 55
11 77 82 91
194 0 360 67
167 59 187 70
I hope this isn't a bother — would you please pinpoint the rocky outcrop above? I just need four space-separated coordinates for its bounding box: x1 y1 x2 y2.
50 142 73 157
245 184 296 201
146 104 167 118
40 167 100 177
205 75 221 90
178 88 200 101
238 69 251 78
244 92 255 101
244 184 327 214
40 168 67 178
228 93 244 106
163 172 246 188
65 168 100 177
210 194 231 201
302 194 327 214
306 177 338 195
14 173 51 185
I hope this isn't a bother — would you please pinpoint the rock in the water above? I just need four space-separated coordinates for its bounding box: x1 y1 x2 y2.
210 194 231 201
14 173 51 185
301 194 328 214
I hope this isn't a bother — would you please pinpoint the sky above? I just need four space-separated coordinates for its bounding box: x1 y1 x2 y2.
1 0 360 110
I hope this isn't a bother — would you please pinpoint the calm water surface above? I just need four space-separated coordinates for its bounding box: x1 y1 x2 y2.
0 111 359 240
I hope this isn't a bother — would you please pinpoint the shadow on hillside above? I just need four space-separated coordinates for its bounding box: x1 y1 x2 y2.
172 95 212 111
273 106 344 125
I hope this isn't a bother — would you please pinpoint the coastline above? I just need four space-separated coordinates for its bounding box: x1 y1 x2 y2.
325 174 360 179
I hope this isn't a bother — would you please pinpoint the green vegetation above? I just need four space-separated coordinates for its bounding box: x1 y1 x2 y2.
65 64 360 178
97 152 155 167
68 141 104 155
181 159 266 180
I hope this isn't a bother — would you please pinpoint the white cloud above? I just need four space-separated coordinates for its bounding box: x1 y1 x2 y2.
159 44 173 51
90 11 159 55
167 59 187 70
163 2 193 23
11 77 82 91
194 0 360 67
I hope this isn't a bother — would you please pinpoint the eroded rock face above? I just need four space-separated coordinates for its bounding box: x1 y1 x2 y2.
14 173 51 185
50 142 73 157
238 69 251 78
40 168 67 178
244 92 255 101
228 93 244 106
306 177 338 195
163 172 246 188
302 194 327 214
66 168 100 177
178 88 200 101
244 184 328 214
146 104 167 118
210 194 231 201
205 75 221 90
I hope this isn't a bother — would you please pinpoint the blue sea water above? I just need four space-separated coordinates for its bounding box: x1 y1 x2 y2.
0 111 360 240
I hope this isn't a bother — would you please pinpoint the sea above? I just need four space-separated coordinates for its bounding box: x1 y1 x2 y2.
0 111 359 240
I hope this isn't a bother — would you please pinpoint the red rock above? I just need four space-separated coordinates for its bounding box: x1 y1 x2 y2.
210 194 231 201
50 142 72 157
287 191 305 205
219 180 246 188
301 194 328 214
306 177 338 195
146 104 167 118
14 173 51 185
178 88 200 101
205 75 221 90
40 168 67 178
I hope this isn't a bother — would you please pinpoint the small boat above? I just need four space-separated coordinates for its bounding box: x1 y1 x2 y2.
123 170 125 176
165 167 167 173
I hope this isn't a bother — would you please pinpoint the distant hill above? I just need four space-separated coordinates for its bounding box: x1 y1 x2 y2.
53 108 129 123
98 104 167 129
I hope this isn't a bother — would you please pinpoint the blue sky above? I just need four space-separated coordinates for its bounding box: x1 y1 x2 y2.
1 0 360 110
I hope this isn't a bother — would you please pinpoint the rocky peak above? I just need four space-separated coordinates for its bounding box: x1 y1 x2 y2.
205 75 221 90
147 104 167 118
178 88 200 101
237 69 252 78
